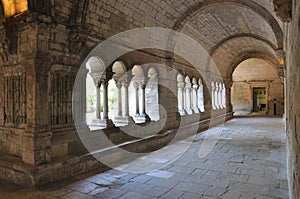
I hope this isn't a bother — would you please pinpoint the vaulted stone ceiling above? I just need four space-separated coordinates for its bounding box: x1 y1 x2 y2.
0 0 280 79
84 0 283 78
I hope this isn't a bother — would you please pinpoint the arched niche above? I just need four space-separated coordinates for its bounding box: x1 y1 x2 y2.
85 56 106 125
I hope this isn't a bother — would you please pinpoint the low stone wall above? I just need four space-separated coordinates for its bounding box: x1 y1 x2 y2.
0 112 232 187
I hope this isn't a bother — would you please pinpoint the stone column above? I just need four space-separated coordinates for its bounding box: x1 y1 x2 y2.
141 83 147 116
215 83 221 109
122 81 129 117
100 79 115 128
133 82 140 116
116 81 122 117
140 83 151 122
218 83 223 109
185 83 193 114
96 82 101 119
225 81 233 113
23 57 52 166
192 84 199 113
178 81 186 115
102 80 109 119
211 81 216 110
183 88 186 111
198 83 205 112
222 83 226 108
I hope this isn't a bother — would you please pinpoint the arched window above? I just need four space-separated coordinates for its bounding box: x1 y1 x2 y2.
86 57 105 126
112 61 128 126
146 68 159 121
85 57 114 128
198 78 205 112
130 65 147 123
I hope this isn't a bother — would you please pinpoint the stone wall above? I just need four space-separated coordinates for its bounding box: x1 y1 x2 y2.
231 58 284 116
232 80 284 116
286 0 300 198
0 0 283 187
0 0 235 187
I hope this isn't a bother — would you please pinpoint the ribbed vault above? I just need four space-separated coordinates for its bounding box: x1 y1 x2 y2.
83 0 283 79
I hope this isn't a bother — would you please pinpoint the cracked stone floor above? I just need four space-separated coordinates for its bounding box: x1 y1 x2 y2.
0 117 288 199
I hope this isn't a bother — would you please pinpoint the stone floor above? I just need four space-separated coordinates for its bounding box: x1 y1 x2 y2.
1 117 288 199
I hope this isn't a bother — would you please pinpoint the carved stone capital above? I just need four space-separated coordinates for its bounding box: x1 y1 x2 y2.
273 0 292 22
68 26 88 54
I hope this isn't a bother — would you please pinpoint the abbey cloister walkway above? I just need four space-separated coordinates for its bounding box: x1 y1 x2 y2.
0 117 288 199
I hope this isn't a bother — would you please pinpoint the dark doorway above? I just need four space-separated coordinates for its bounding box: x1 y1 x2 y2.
253 87 266 112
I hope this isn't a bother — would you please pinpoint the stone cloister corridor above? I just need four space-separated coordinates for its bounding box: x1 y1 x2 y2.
0 118 288 199
1 0 300 198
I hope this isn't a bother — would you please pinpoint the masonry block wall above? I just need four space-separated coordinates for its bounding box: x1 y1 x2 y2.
286 0 300 198
0 0 234 186
0 0 288 187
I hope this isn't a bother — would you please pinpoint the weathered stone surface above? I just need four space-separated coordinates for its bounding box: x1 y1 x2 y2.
0 0 298 198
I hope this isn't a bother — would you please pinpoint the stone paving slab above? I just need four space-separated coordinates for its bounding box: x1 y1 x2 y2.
0 118 289 199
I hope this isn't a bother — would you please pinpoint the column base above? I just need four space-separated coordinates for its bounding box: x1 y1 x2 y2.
91 118 115 128
179 109 187 116
113 116 130 126
133 114 151 124
185 108 194 115
141 113 151 123
193 108 200 113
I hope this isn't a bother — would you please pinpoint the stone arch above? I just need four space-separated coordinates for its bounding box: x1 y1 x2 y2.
228 51 282 81
209 33 278 56
148 67 158 80
132 65 144 78
171 0 283 49
86 56 105 74
231 57 284 116
112 61 126 75
112 61 127 81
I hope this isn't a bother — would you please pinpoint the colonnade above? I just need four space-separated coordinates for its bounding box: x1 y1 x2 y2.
211 81 226 110
177 74 205 115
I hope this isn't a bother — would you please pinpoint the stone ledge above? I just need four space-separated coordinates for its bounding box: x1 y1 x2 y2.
0 112 233 187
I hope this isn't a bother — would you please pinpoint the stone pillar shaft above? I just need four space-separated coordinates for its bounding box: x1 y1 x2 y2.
96 84 101 119
134 83 140 115
116 82 122 117
124 83 129 116
141 84 146 115
102 81 109 119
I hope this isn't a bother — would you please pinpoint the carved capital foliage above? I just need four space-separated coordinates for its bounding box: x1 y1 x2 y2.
273 0 292 22
68 26 88 55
